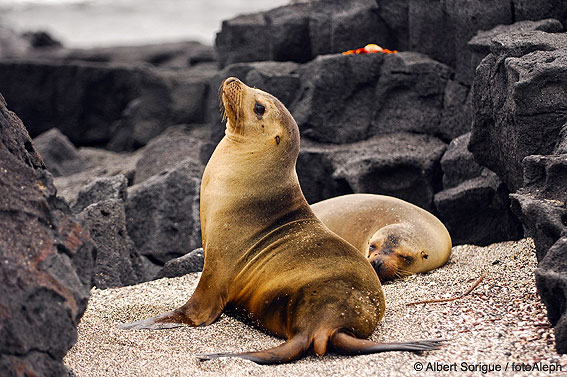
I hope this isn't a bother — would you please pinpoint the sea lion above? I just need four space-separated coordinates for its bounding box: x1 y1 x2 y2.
120 77 442 364
312 194 452 281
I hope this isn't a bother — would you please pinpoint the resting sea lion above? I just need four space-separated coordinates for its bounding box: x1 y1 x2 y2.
311 194 452 281
120 77 442 364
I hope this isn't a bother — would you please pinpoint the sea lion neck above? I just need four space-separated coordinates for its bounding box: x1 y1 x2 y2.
200 136 315 252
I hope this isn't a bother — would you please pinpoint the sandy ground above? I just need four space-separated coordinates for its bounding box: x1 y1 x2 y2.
64 238 567 376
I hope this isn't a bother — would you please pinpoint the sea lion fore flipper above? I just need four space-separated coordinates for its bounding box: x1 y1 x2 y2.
197 333 311 365
119 284 224 330
330 331 444 355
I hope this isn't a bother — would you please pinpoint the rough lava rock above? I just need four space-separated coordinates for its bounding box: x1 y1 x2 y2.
0 93 94 376
297 132 446 211
0 60 214 151
26 41 215 68
53 147 140 206
468 19 564 81
292 51 468 144
71 174 128 214
433 133 523 246
215 0 567 85
469 30 567 192
467 26 567 354
154 248 204 280
32 128 86 177
510 153 567 261
535 232 567 353
77 199 145 288
215 0 388 68
125 158 202 267
133 126 206 184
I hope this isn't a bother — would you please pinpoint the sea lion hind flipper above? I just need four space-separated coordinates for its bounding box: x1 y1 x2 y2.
330 332 445 355
197 333 311 365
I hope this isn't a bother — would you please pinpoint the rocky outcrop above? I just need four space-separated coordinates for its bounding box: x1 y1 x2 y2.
78 199 145 288
510 154 567 261
125 158 202 268
297 133 446 210
536 233 567 353
0 93 94 376
469 30 567 191
215 0 387 68
468 25 567 353
71 174 128 214
154 248 204 280
32 128 86 177
467 19 564 82
433 133 523 245
133 126 207 184
295 51 468 143
27 41 215 68
216 0 567 85
0 60 214 150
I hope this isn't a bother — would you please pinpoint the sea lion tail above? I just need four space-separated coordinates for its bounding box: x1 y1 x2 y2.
197 333 311 365
330 331 445 355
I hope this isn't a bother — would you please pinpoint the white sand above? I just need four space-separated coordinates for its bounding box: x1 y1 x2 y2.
64 238 567 376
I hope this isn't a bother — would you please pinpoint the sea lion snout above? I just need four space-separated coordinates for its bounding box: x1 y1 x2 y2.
224 77 240 85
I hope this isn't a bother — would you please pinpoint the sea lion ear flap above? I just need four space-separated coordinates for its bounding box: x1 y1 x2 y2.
421 250 429 259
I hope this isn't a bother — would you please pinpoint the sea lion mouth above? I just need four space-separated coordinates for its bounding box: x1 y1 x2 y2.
221 77 244 131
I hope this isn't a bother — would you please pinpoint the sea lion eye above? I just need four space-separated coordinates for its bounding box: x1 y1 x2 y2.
254 102 265 118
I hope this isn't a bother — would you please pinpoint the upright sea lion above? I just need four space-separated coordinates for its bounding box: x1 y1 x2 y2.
120 77 442 364
312 194 452 281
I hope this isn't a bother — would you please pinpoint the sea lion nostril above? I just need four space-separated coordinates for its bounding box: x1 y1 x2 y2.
371 259 384 270
225 77 239 85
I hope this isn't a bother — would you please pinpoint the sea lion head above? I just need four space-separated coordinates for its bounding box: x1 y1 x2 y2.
367 231 428 282
220 77 300 162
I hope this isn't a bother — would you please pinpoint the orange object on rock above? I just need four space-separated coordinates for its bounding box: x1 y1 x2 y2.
342 43 397 55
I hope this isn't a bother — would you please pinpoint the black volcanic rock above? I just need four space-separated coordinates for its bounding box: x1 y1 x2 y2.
0 61 214 151
32 128 86 177
134 126 206 185
78 199 145 288
71 174 128 214
536 232 567 353
510 152 567 354
0 93 94 376
22 31 63 49
216 0 567 85
292 51 467 144
215 0 388 68
510 154 567 261
297 132 446 211
439 133 484 189
154 248 204 279
468 19 564 77
27 41 215 68
434 133 523 245
469 30 567 192
125 158 202 266
434 170 523 246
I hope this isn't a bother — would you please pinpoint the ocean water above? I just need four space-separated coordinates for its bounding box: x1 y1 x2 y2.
0 0 289 47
